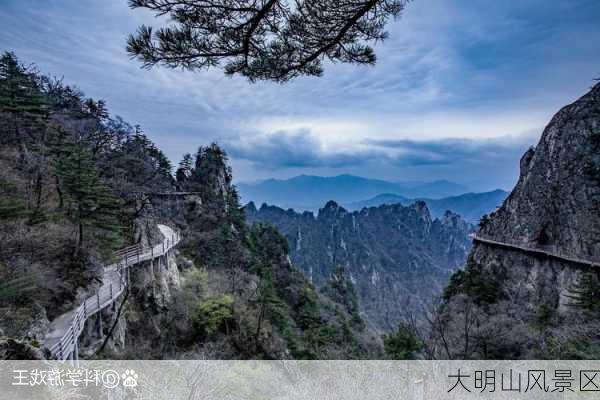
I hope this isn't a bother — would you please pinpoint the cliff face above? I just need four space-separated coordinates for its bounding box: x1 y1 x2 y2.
439 83 600 359
246 200 473 331
481 83 600 257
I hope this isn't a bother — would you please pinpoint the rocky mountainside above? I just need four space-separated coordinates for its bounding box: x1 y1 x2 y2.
246 201 474 331
436 83 600 359
0 53 380 360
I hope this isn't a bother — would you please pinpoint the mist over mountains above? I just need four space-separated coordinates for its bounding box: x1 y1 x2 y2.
238 174 508 223
346 189 509 223
237 174 470 210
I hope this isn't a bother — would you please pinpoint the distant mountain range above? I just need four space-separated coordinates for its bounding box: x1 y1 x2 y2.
237 174 470 210
345 189 509 223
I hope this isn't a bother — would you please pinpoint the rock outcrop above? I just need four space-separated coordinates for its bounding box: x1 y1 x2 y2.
480 83 600 257
246 200 474 331
439 83 600 359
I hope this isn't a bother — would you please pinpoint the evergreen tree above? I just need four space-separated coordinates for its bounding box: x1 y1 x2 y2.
0 180 28 221
253 267 288 344
296 284 321 330
190 144 232 200
175 153 193 185
122 130 173 186
0 52 48 144
383 323 422 360
54 137 122 250
83 98 109 122
568 272 600 313
320 267 363 328
127 0 408 82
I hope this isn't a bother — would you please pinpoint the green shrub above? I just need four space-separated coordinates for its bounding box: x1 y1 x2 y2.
192 295 234 336
296 285 321 329
533 303 557 330
383 324 422 360
443 262 505 305
0 180 28 221
568 272 600 314
183 268 208 297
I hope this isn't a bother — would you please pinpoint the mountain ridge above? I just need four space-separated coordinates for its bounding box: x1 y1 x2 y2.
344 189 508 223
237 174 470 210
245 199 474 330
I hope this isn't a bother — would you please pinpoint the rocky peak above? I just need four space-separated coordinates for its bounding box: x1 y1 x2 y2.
438 83 600 359
247 200 472 329
440 210 469 230
482 83 600 258
318 200 347 220
408 200 433 225
244 201 257 213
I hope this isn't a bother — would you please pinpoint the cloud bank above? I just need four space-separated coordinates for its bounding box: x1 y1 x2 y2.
1 0 599 190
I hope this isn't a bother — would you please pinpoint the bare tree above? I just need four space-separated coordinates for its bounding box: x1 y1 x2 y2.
127 0 409 82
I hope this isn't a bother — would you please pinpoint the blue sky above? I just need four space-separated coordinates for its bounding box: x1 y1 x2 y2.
1 0 599 191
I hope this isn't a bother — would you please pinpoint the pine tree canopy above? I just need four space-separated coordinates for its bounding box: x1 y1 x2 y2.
568 272 600 314
126 0 408 82
54 137 122 248
0 52 49 143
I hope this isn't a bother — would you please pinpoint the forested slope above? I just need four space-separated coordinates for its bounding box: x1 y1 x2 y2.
0 53 379 359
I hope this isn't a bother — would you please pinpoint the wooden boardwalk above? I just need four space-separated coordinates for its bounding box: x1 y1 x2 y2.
143 191 202 197
43 224 181 362
471 234 599 268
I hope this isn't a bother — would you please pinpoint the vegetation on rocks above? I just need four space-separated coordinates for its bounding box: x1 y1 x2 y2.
383 323 423 360
246 200 473 330
160 147 380 359
429 83 600 360
0 51 178 347
0 52 380 360
192 295 234 337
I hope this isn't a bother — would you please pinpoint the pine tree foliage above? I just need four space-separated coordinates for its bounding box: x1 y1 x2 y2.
568 272 600 313
320 266 363 327
296 284 321 330
0 53 181 337
184 144 246 230
110 129 174 193
0 273 39 305
0 180 28 220
383 323 422 359
176 153 193 184
0 52 49 144
54 137 122 249
127 0 409 82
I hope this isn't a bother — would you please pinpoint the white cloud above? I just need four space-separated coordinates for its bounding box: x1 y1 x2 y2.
1 0 598 189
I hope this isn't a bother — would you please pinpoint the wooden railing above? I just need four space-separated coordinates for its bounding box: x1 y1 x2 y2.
44 225 181 361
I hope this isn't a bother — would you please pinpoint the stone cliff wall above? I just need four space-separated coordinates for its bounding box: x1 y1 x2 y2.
440 83 600 359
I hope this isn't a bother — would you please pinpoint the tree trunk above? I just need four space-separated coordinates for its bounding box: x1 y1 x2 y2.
55 176 63 209
255 305 265 349
78 220 84 249
34 173 43 212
